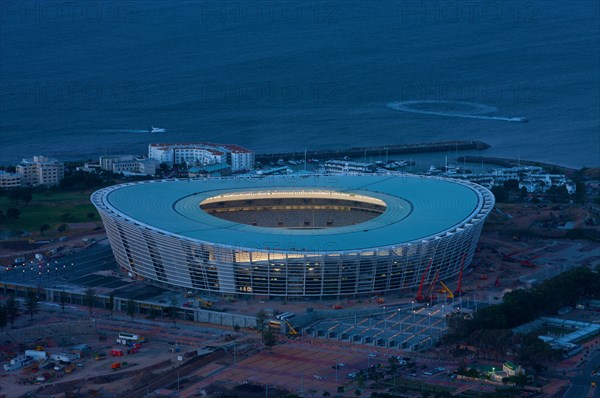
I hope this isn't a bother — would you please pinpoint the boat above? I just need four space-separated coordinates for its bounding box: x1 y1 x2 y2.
150 126 166 133
508 117 528 123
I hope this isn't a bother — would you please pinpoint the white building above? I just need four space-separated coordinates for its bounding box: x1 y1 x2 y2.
99 155 157 176
0 170 21 188
450 166 576 195
148 142 254 172
16 156 64 187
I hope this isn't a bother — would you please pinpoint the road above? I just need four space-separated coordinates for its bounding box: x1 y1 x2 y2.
563 350 600 398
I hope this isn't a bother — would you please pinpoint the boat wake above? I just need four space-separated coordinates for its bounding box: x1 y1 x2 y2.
387 100 527 123
94 129 150 134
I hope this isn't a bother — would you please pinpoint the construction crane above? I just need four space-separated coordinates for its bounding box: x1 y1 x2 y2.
454 254 466 297
425 269 441 303
521 254 543 268
196 297 213 307
439 281 454 299
415 259 433 302
502 251 519 262
284 320 298 336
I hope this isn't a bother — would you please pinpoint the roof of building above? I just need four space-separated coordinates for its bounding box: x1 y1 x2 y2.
93 175 493 252
503 361 520 370
188 163 231 173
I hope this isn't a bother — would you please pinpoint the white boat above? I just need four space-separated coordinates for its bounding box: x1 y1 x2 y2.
150 126 166 133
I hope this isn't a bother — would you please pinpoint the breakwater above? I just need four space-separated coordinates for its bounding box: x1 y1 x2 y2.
255 140 490 163
456 156 577 174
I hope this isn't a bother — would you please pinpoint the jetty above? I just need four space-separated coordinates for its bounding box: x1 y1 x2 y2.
255 140 490 163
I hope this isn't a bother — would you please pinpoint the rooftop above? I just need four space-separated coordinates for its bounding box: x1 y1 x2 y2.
93 175 493 252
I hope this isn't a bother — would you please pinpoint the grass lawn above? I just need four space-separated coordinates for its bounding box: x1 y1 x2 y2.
0 190 99 234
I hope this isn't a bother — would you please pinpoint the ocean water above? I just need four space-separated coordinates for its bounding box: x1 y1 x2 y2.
1 0 598 168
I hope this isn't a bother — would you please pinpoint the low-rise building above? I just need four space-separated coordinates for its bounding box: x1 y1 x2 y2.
503 361 524 376
99 155 157 176
16 156 64 187
0 170 21 188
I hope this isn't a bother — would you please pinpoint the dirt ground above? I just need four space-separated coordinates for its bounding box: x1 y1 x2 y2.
0 302 256 398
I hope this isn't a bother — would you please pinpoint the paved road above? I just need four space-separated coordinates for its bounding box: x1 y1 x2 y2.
1 242 116 286
564 350 600 398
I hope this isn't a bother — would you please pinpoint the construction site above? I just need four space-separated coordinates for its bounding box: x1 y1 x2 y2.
0 200 599 397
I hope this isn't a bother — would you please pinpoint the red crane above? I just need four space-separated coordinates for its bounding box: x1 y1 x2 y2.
521 254 543 268
502 251 519 262
425 269 441 303
454 253 467 297
415 259 433 302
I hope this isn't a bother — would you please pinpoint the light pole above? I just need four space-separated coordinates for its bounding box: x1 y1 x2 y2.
412 304 417 333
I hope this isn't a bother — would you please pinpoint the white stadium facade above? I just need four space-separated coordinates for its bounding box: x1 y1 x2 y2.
92 175 494 299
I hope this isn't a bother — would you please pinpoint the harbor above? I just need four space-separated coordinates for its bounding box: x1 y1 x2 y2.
255 140 490 164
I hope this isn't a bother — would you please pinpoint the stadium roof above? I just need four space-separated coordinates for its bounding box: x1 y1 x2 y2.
96 175 492 252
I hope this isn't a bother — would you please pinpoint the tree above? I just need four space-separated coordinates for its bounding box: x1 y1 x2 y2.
108 293 115 317
387 355 399 374
8 189 20 204
5 295 20 327
57 224 69 233
233 324 241 333
574 182 586 204
127 299 136 322
87 212 96 220
256 309 267 332
39 224 50 236
25 291 39 320
519 186 528 200
6 207 20 220
84 287 97 316
504 179 519 191
20 189 33 205
0 305 7 332
491 186 508 203
262 327 277 349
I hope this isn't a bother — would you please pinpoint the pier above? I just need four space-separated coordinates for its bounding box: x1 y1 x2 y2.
255 140 490 163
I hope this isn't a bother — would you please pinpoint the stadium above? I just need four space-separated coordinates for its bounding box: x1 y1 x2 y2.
91 175 494 299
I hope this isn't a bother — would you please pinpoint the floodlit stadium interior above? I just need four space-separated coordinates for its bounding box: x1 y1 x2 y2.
200 191 387 228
